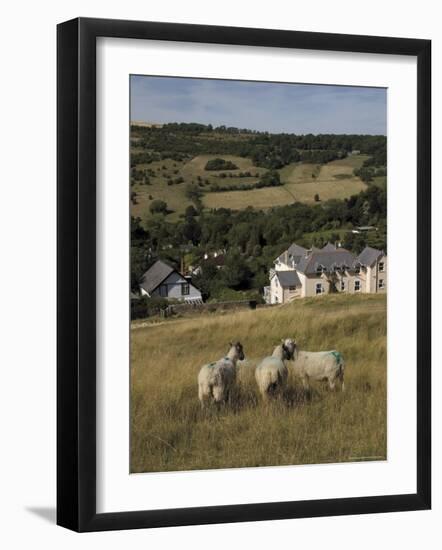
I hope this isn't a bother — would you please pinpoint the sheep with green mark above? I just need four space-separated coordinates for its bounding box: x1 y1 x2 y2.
289 342 345 391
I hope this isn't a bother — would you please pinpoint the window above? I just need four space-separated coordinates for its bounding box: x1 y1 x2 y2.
315 283 323 295
355 265 361 274
379 262 385 272
289 286 296 291
340 280 345 291
181 283 190 296
379 279 384 289
354 280 361 292
159 285 168 297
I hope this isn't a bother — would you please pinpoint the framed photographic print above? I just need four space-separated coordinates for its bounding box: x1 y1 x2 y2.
57 17 431 532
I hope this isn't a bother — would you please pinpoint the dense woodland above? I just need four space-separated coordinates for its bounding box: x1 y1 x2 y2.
131 123 387 305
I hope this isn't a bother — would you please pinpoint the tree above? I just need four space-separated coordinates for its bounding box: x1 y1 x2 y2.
149 199 168 214
185 183 203 209
185 205 198 218
257 170 281 188
205 158 238 171
222 252 252 290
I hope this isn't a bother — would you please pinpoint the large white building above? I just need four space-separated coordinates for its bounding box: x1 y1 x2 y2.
265 242 387 304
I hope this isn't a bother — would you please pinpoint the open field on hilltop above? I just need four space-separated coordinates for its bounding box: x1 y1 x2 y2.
131 151 370 223
202 185 294 210
180 154 265 177
328 154 370 169
203 176 366 210
284 178 366 202
278 162 321 183
131 293 387 473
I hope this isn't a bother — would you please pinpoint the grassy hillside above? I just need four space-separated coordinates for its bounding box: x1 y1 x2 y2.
131 152 369 223
131 293 387 473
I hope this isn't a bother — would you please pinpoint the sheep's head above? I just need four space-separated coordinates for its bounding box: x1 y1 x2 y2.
281 338 296 360
229 341 245 361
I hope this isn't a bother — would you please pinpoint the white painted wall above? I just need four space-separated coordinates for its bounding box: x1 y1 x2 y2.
150 271 202 301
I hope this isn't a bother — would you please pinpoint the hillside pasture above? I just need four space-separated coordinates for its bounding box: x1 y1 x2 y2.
131 293 387 473
180 154 264 178
132 153 370 222
278 162 321 183
203 177 366 210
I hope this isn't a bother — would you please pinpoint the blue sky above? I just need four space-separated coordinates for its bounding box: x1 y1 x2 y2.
130 75 386 135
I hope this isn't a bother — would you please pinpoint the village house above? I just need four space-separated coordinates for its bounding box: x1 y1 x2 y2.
265 242 387 304
189 250 226 276
139 259 203 303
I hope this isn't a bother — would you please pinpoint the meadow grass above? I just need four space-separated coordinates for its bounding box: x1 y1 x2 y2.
130 293 387 473
131 154 369 222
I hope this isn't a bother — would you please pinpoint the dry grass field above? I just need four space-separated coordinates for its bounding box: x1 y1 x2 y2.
130 293 387 473
203 177 366 210
131 153 370 223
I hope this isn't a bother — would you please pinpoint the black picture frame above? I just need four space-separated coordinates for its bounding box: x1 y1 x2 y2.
57 17 431 532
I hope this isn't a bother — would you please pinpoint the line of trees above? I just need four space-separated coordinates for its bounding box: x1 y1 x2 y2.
132 184 387 299
131 124 386 170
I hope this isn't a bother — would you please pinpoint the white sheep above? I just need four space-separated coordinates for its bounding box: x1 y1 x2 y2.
198 341 245 407
255 339 296 401
290 342 345 391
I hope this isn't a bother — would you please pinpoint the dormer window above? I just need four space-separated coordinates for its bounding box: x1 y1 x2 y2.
355 265 361 274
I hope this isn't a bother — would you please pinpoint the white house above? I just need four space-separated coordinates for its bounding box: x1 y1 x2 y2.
265 242 387 304
139 260 203 303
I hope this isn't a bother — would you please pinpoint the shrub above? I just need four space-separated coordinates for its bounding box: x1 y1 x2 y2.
205 158 238 171
149 199 168 214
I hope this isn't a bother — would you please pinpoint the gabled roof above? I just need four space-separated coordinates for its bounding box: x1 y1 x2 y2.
357 246 384 267
296 248 356 275
276 243 307 266
322 242 337 252
275 270 301 287
139 260 175 294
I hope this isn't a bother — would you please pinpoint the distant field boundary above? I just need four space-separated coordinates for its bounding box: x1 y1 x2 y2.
131 299 274 328
163 298 262 317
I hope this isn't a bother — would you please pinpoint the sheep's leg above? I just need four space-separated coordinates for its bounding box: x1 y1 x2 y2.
328 378 336 391
301 376 310 393
198 385 206 409
225 389 230 406
338 370 345 392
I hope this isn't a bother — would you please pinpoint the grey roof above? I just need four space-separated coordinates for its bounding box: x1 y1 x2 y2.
275 270 301 287
322 242 337 251
357 246 384 267
277 243 307 266
139 260 175 294
296 248 356 275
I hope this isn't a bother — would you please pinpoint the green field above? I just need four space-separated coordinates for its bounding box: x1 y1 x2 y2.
131 153 370 223
131 293 387 473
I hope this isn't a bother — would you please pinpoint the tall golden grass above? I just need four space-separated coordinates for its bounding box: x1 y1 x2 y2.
130 294 386 473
